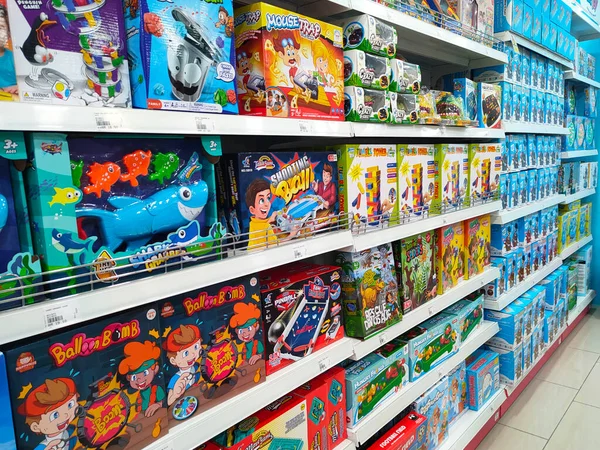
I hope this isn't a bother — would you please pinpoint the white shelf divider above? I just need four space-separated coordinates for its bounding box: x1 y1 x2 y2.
503 122 568 135
491 195 566 224
564 71 600 88
560 150 598 159
561 189 596 204
559 235 593 260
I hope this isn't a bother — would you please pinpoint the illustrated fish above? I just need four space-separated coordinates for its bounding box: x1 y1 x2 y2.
120 150 152 187
84 162 121 198
51 229 95 254
48 187 82 207
149 152 180 185
167 220 200 247
0 193 7 233
71 160 84 187
76 181 208 252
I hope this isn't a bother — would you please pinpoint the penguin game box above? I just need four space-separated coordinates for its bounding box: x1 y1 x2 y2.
6 0 130 107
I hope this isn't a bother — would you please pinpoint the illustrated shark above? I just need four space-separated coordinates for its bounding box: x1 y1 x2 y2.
51 229 95 254
77 181 208 252
0 194 7 233
167 220 200 248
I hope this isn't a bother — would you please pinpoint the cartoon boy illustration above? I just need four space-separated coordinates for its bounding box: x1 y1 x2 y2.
0 2 17 99
118 341 165 418
229 302 264 365
450 378 462 417
19 378 79 450
215 6 233 37
312 163 336 209
273 31 313 102
163 324 202 406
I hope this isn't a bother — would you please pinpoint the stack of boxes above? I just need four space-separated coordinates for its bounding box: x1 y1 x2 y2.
564 83 597 151
559 161 598 195
557 199 592 254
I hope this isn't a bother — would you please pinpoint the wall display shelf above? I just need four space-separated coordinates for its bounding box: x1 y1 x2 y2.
503 122 569 135
559 235 594 260
494 31 572 67
568 290 596 327
563 0 600 41
352 123 505 139
491 195 566 224
561 150 599 159
564 70 600 88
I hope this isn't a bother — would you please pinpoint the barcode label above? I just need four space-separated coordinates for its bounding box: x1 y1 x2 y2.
95 113 122 131
298 120 313 134
196 117 215 132
293 243 307 260
43 302 78 331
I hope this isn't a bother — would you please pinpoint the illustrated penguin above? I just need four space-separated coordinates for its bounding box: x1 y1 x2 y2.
21 12 56 65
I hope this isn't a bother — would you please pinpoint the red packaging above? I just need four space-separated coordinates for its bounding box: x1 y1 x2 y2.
315 366 348 449
367 412 428 450
294 378 330 450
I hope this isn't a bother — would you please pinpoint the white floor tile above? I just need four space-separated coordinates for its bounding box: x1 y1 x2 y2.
545 402 600 450
575 363 600 408
535 345 599 389
499 379 577 438
477 424 546 450
565 309 600 354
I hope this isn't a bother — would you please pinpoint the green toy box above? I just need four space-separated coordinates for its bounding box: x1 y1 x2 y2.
344 50 391 90
344 87 390 122
433 143 469 213
397 144 437 220
445 295 484 345
342 14 397 57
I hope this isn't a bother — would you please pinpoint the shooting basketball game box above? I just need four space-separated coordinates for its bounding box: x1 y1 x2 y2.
4 306 168 450
259 263 344 375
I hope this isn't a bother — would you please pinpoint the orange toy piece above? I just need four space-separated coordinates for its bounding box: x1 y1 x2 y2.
83 162 122 198
120 150 152 187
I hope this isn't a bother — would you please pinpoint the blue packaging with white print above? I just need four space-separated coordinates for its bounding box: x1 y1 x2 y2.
527 135 537 168
500 174 509 210
466 350 500 410
483 256 508 299
539 274 560 310
486 343 523 385
491 223 514 255
485 304 526 349
532 12 543 43
513 297 534 336
515 248 525 284
519 171 528 205
522 88 530 123
543 309 557 343
522 333 532 371
519 215 531 245
509 172 520 208
528 170 538 203
501 82 512 121
522 286 546 324
522 50 531 86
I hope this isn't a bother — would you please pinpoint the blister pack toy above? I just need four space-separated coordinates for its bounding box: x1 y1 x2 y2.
437 222 465 293
342 14 397 57
390 60 421 94
5 306 168 450
345 86 390 122
259 263 344 375
7 0 130 107
389 92 419 124
24 134 224 297
418 91 442 125
397 144 436 219
235 2 344 120
434 91 472 126
344 50 391 90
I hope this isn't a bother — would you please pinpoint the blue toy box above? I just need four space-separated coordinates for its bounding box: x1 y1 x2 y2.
0 353 16 450
540 273 560 310
522 286 546 325
501 82 512 121
482 256 507 300
532 13 543 42
515 247 525 283
543 309 557 343
518 171 528 205
466 349 500 410
533 323 543 359
528 170 538 203
523 333 532 371
509 172 519 208
511 86 521 122
453 78 478 122
488 343 523 385
506 251 517 291
513 297 534 336
413 378 449 450
491 222 515 255
447 361 467 425
125 0 238 114
523 5 534 39
444 296 484 344
485 304 525 349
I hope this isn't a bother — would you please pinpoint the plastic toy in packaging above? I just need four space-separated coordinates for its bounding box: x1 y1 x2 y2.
390 60 421 94
445 295 484 344
344 50 391 90
389 92 419 124
345 86 390 122
397 144 436 219
418 91 442 125
342 14 397 57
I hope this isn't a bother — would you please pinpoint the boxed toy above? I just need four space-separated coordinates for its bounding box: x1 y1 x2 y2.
485 304 525 349
445 296 484 344
397 144 436 218
482 256 507 300
543 309 557 343
235 2 344 119
465 215 491 279
390 60 421 94
337 244 401 338
494 0 524 33
447 361 467 425
342 14 397 57
0 0 17 101
529 170 538 203
394 230 438 313
491 222 516 255
453 78 477 123
477 83 502 128
500 81 512 121
432 143 468 212
539 273 560 310
466 349 500 410
334 144 398 229
412 378 449 450
585 117 595 149
480 143 502 200
344 50 391 90
345 86 390 122
367 412 428 450
344 339 408 426
513 297 534 336
487 343 523 385
509 173 519 209
7 0 130 107
5 306 168 449
315 366 347 449
437 222 465 293
389 93 419 124
519 171 528 205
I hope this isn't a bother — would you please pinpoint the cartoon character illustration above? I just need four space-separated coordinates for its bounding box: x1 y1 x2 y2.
273 31 317 104
236 51 265 105
118 341 165 418
149 152 180 185
215 6 233 37
48 187 81 207
18 378 79 450
229 302 264 366
311 163 337 209
429 406 441 447
0 2 17 98
163 324 202 406
20 13 56 66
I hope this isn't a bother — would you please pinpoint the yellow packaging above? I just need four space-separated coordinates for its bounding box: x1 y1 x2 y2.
464 214 491 280
437 222 465 293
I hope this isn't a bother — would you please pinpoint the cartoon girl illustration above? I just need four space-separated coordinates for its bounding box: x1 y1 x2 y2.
311 39 335 87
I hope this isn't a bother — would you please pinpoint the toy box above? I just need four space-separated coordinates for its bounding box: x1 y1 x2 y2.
494 0 523 32
366 412 427 450
344 339 408 426
491 222 517 256
531 324 542 360
447 361 467 425
315 366 347 449
585 117 595 149
293 376 333 450
397 144 436 218
234 2 343 119
453 78 477 122
519 171 528 205
500 82 512 122
412 378 449 450
509 173 519 209
157 276 266 422
472 65 511 84
482 257 507 300
259 264 344 375
390 60 421 94
465 215 491 279
400 313 459 381
7 0 130 107
344 50 391 90
513 298 534 336
467 144 485 203
0 0 17 101
500 174 509 210
342 14 397 57
528 170 538 204
437 223 465 293
337 244 401 338
539 274 560 310
477 83 502 128
466 349 500 410
345 86 390 122
24 134 223 296
389 93 419 124
480 143 502 201
5 306 168 449
485 304 525 349
543 309 557 343
487 343 523 385
211 393 308 450
445 295 484 344
393 230 437 313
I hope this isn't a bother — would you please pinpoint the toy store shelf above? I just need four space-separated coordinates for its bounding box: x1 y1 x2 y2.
346 321 499 446
0 103 356 137
494 31 572 67
503 122 569 135
0 230 354 345
491 195 566 224
437 390 506 450
351 268 500 360
568 290 596 326
560 149 599 159
564 70 600 89
351 123 506 139
348 201 502 252
561 188 596 203
558 234 593 259
308 0 507 67
564 0 600 41
484 258 563 310
145 337 356 450
332 440 356 450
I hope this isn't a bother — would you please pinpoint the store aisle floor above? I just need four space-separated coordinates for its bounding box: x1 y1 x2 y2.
478 307 600 450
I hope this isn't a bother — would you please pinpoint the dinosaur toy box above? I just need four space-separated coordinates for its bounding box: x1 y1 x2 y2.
157 275 266 423
333 144 398 230
4 305 168 450
23 133 224 298
221 151 339 250
126 0 237 113
6 0 130 107
437 222 465 294
412 378 448 450
397 144 437 219
259 263 344 375
0 132 41 311
464 214 491 279
234 2 344 120
336 243 401 338
432 143 468 213
465 349 500 410
344 338 408 426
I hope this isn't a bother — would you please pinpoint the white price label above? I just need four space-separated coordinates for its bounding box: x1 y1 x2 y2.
319 357 331 372
196 117 215 132
43 302 79 331
298 120 313 134
95 113 122 131
293 243 308 260
154 442 174 450
378 332 388 345
428 306 435 316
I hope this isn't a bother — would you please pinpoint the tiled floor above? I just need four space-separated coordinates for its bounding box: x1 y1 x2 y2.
478 308 600 450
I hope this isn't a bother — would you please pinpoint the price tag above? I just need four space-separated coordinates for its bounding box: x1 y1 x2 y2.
319 357 331 372
428 306 435 316
154 441 174 450
494 411 500 421
510 35 520 54
196 117 215 132
378 332 388 345
43 302 79 331
298 120 313 134
95 113 122 131
292 243 307 260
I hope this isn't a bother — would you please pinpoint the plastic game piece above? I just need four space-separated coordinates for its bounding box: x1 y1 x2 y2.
70 159 84 187
149 152 180 184
120 149 152 187
83 161 122 198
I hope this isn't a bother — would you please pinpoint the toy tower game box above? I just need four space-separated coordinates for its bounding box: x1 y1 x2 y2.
157 275 266 423
7 0 130 107
234 2 344 120
5 306 168 450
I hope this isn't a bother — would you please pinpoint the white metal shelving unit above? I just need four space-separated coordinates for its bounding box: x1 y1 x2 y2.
502 122 569 135
561 150 599 159
561 189 596 203
564 0 600 41
564 70 600 88
568 290 597 326
559 235 594 260
491 195 566 224
352 123 505 139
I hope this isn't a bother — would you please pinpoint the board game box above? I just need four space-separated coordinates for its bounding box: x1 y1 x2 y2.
433 143 468 213
412 378 449 450
437 222 465 293
465 214 491 279
397 144 437 219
